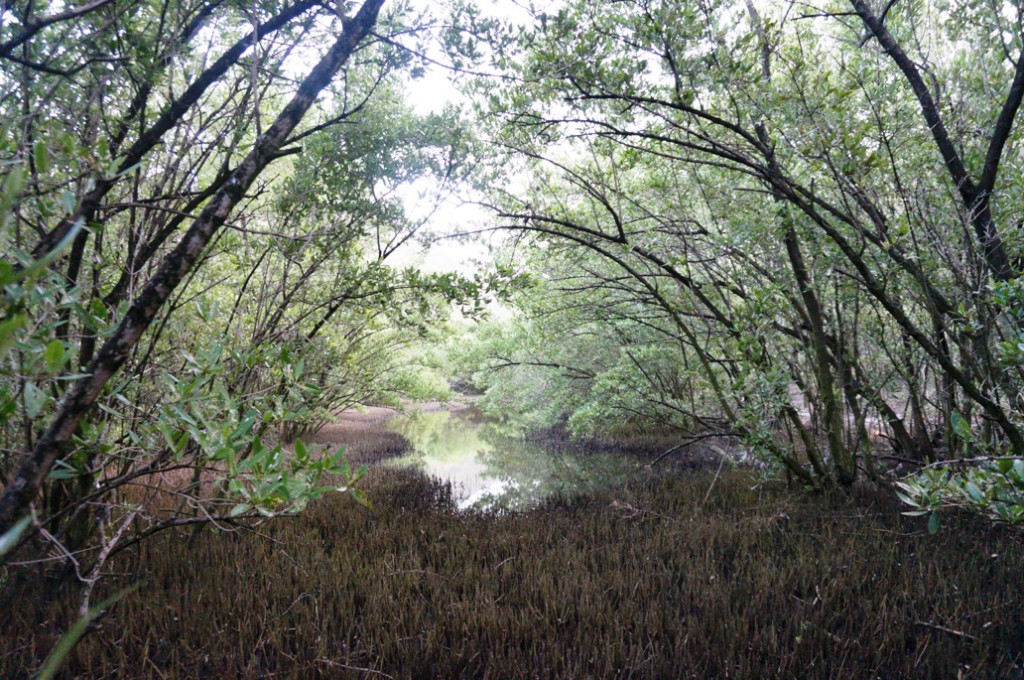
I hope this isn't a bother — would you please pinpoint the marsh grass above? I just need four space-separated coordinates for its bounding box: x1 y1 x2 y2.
3 467 1022 679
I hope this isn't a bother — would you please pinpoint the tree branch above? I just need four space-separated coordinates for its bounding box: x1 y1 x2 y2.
0 0 118 57
30 0 322 262
0 0 387 540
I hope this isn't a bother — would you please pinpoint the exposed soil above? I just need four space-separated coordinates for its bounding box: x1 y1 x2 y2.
303 400 477 465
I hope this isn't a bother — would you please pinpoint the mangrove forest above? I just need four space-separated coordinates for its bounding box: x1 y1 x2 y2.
1 0 1023 677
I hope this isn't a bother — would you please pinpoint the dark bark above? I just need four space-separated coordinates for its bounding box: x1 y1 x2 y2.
851 0 1019 281
0 0 386 539
768 173 1024 453
782 222 855 484
755 114 854 484
30 0 321 262
0 0 118 57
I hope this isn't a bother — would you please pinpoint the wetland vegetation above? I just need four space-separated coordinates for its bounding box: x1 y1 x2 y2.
5 458 1023 678
3 0 1024 677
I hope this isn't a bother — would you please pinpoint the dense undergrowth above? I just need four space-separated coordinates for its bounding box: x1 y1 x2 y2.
3 466 1022 679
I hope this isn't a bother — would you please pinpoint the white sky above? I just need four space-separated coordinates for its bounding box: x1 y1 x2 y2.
276 1 543 278
392 1 539 277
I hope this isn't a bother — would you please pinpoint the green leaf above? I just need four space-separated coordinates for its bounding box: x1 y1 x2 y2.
44 340 67 373
60 190 76 215
53 372 91 381
231 411 258 440
349 487 372 509
229 503 252 517
950 412 972 441
23 382 46 419
0 313 28 353
927 512 940 535
34 143 50 173
0 516 32 558
1 164 24 211
212 446 234 462
47 460 80 480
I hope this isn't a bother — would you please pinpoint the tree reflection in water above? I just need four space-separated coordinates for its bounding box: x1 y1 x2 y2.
387 409 638 512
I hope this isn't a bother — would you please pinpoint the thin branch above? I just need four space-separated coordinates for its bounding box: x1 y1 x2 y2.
0 0 118 57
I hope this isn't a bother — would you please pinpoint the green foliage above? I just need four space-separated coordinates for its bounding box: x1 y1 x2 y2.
897 460 1024 525
224 438 369 516
456 0 1024 495
0 0 491 618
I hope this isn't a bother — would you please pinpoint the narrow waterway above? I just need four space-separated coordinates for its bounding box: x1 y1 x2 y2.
386 408 639 511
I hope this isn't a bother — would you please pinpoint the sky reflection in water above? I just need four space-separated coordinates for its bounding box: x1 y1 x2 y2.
386 409 638 512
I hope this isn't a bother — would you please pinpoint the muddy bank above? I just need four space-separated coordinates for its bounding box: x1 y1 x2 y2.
303 400 477 466
520 424 730 471
307 399 726 472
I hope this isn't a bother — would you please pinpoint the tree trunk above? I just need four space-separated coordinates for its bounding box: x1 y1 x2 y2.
0 0 386 539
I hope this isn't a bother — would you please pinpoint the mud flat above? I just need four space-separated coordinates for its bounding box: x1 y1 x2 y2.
303 400 477 465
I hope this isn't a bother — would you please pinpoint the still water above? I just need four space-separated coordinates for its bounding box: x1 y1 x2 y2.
386 409 639 512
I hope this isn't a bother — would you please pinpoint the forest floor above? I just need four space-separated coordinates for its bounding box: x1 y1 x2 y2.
3 405 1023 679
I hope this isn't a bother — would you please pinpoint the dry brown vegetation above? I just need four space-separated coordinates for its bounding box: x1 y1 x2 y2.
3 465 1022 679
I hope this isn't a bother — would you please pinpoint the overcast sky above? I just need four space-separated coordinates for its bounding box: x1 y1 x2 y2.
394 1 541 277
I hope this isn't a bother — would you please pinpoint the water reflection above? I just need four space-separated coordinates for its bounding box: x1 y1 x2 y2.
386 409 638 512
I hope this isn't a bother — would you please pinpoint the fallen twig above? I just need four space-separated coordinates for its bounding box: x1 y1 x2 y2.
914 620 978 641
317 659 395 679
647 433 734 467
702 448 730 506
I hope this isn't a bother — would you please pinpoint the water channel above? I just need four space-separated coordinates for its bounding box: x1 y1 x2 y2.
386 408 640 512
